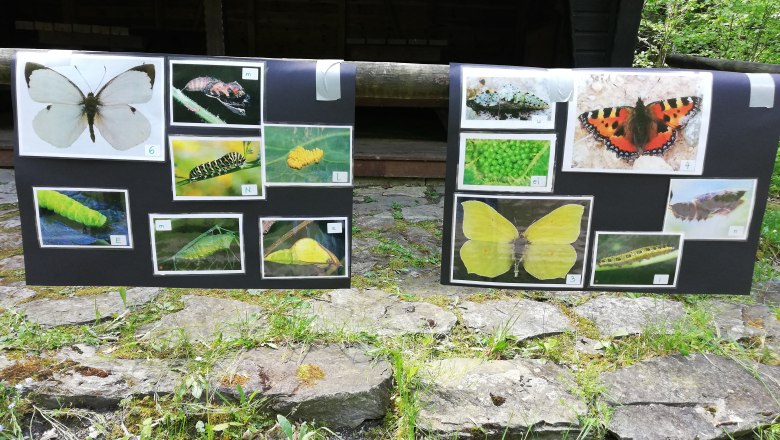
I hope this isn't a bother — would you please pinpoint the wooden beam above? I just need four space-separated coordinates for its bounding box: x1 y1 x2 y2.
611 0 643 67
0 49 450 107
666 53 780 74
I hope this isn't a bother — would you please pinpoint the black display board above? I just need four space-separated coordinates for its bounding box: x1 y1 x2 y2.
442 64 780 294
13 52 355 289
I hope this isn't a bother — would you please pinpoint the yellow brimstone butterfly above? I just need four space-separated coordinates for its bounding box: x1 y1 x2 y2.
459 200 584 280
265 237 341 266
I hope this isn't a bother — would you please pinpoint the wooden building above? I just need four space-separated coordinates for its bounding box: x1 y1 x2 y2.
1 0 643 175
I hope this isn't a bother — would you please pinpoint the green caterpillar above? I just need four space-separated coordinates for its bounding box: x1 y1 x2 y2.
37 190 107 228
161 225 240 270
598 245 675 267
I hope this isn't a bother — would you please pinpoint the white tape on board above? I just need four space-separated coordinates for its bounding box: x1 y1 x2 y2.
746 73 775 108
546 68 575 102
316 60 342 101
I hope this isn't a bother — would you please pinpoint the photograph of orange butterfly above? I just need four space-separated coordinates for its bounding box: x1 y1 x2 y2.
14 51 166 161
450 194 593 288
562 71 712 175
261 218 348 279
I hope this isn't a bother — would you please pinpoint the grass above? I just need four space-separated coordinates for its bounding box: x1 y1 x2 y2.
4 178 780 439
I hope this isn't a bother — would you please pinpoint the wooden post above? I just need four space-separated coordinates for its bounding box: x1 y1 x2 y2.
204 0 226 56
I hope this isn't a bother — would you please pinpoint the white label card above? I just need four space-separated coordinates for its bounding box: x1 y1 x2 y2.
530 176 547 187
155 220 172 231
680 160 696 171
327 222 343 234
109 235 127 246
242 67 259 80
566 274 581 285
332 171 349 183
728 225 745 237
145 145 162 157
241 184 258 196
653 274 670 285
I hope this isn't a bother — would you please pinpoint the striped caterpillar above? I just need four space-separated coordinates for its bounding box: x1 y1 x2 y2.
184 76 250 116
669 189 746 221
287 146 324 170
188 152 246 181
598 245 675 267
37 190 107 228
161 225 240 270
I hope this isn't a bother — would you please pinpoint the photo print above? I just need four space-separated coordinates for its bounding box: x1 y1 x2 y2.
562 71 712 174
457 132 556 192
150 214 244 275
261 217 348 279
170 136 264 201
263 124 353 186
450 193 593 288
663 178 757 240
15 51 165 161
33 187 132 248
591 232 684 288
460 66 557 130
170 59 264 128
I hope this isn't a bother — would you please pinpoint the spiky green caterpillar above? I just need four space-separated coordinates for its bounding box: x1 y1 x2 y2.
37 190 107 228
598 245 675 267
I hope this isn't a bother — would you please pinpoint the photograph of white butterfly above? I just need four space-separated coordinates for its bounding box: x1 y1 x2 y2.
14 51 166 161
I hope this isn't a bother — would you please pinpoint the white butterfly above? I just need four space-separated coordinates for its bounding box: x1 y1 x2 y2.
24 62 155 150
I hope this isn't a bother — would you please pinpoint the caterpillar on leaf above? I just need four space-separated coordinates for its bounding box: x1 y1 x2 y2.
188 151 246 181
37 190 107 228
598 245 676 268
160 225 240 270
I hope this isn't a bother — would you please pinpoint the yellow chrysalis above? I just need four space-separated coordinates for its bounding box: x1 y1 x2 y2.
265 238 341 266
459 201 584 280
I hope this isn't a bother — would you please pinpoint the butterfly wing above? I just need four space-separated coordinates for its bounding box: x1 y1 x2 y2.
94 64 155 150
523 243 577 280
579 106 640 159
460 239 514 278
523 204 584 245
25 63 88 148
459 200 519 278
461 200 519 242
642 97 700 155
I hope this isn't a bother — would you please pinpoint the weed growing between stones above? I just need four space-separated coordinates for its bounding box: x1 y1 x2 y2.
0 310 101 352
0 381 27 437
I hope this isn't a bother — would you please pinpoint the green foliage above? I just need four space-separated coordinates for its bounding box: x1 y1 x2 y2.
635 0 780 66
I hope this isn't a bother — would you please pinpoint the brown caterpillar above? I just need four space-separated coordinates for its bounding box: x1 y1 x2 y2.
184 77 250 115
598 244 675 267
670 189 745 221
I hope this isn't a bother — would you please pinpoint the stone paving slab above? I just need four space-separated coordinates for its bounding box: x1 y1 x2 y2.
574 295 688 337
460 299 573 341
0 169 18 204
136 295 264 346
1 345 181 410
396 269 490 298
0 282 36 308
21 287 161 327
308 288 456 336
211 344 392 429
602 354 780 439
418 357 587 439
707 300 780 347
0 254 24 271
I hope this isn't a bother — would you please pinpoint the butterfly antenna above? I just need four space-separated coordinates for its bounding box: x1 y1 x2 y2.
96 66 108 91
73 65 94 93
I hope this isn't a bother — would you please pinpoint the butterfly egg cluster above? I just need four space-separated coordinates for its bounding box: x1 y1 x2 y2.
287 146 324 170
466 140 547 184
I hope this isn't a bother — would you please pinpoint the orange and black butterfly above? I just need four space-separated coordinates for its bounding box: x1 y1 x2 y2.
578 97 701 160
